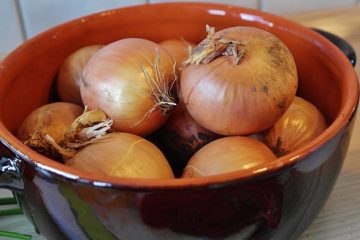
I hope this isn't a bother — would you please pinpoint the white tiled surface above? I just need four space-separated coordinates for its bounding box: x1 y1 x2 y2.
0 0 24 54
262 0 358 14
19 0 146 38
149 0 259 9
1 0 360 55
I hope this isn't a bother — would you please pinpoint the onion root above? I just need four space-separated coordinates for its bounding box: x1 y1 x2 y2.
133 49 178 127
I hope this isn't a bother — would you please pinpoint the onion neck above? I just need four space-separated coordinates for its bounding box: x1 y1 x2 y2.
183 25 246 66
42 108 113 161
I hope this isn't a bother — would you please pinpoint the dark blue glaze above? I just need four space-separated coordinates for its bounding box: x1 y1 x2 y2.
313 28 357 66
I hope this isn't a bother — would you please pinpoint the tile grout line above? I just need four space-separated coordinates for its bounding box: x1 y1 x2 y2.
258 0 265 11
14 0 28 41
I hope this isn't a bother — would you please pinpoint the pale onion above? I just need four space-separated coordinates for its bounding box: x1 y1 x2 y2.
66 132 175 179
159 39 196 71
81 38 177 136
182 136 276 178
264 96 327 156
17 102 83 157
57 45 103 105
181 25 298 135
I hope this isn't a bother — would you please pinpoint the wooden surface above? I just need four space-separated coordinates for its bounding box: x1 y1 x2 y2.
0 6 360 240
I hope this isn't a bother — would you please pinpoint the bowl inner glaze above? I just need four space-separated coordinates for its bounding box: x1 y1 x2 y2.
0 3 358 187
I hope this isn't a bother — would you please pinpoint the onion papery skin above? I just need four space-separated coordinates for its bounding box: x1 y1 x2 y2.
66 132 175 179
181 26 298 135
265 96 328 156
150 101 220 177
17 102 83 143
81 38 177 136
57 45 103 105
182 136 276 178
159 39 195 71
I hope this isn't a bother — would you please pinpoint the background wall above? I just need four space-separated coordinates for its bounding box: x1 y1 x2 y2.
1 0 360 57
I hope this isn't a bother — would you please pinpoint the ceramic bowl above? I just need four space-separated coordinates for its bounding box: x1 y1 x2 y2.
0 3 358 240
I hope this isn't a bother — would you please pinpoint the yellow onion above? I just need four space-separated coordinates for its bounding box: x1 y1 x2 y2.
81 38 177 136
182 136 276 178
17 102 83 157
57 45 103 105
66 132 175 179
181 26 298 135
159 39 195 71
265 96 327 156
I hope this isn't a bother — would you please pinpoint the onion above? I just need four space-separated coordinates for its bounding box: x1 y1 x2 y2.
57 45 103 105
17 102 83 157
81 38 177 136
182 136 276 178
66 132 175 179
40 108 114 161
159 39 195 71
181 25 298 135
150 100 219 176
264 96 327 156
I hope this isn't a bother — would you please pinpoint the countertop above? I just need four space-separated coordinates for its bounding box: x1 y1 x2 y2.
0 6 360 240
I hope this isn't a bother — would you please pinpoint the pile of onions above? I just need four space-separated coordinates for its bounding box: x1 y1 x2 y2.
181 26 298 135
81 38 178 136
57 45 103 105
66 132 175 179
264 96 327 156
17 102 83 158
16 25 330 180
183 136 276 178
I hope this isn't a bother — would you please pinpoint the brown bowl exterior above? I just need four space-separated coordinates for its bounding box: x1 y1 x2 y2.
0 2 358 240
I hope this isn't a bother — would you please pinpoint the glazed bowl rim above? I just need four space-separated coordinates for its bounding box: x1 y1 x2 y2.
0 2 358 190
